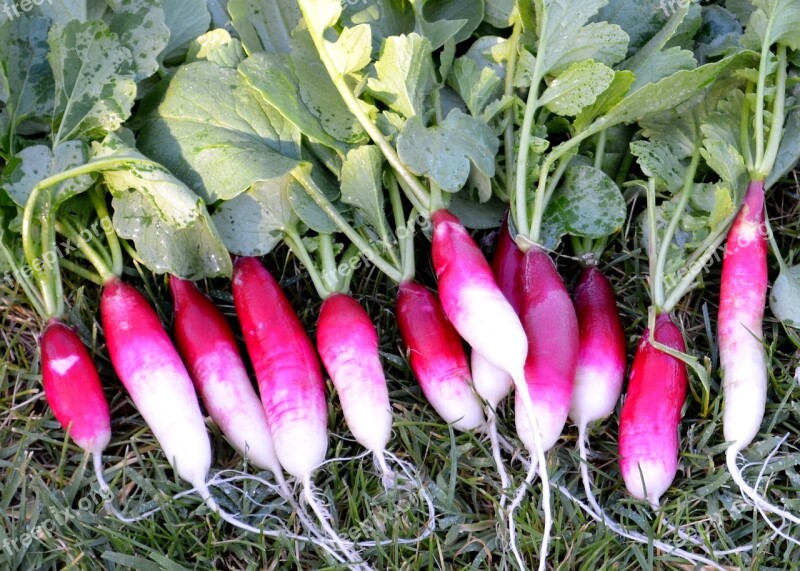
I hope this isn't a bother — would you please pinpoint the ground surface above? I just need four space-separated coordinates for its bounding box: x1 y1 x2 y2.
1 178 799 570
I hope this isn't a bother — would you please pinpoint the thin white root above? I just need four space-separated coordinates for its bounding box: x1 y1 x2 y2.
511 371 552 571
576 430 751 559
302 479 372 570
193 481 348 565
485 406 511 511
92 454 162 523
508 461 537 570
556 485 729 571
726 446 800 528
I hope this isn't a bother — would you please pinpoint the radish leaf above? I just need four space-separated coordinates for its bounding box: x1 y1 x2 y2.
240 53 342 151
139 61 301 203
212 173 296 256
228 0 299 55
340 146 390 235
0 17 54 148
2 142 93 207
108 0 169 81
187 30 246 68
48 20 137 146
159 0 211 63
545 164 626 239
397 108 498 193
290 26 367 144
539 60 615 117
367 34 433 120
341 0 415 56
533 0 628 76
770 264 800 328
325 24 372 76
94 135 231 279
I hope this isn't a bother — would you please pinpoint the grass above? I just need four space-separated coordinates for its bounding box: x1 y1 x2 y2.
1 179 799 571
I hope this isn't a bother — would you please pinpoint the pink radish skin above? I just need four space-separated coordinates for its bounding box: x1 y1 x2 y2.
431 209 528 382
471 213 523 408
717 181 800 527
100 277 211 490
569 266 627 429
41 319 111 455
719 181 767 452
317 293 392 454
515 246 580 453
396 281 484 431
170 277 283 476
619 314 687 507
431 209 552 571
232 257 328 481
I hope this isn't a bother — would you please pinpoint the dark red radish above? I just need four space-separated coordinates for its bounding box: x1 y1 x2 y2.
41 319 111 456
169 277 283 477
515 246 580 453
569 266 627 431
396 281 484 431
619 313 687 508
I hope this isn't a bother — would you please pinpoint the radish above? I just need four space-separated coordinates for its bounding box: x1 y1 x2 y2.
569 267 627 431
169 276 283 477
101 276 214 493
232 257 328 480
41 319 111 458
395 281 485 432
710 1 800 525
39 319 144 519
316 293 394 471
718 181 800 525
514 245 579 455
470 214 522 512
618 313 687 508
430 209 551 570
471 213 522 409
568 266 627 510
231 257 368 564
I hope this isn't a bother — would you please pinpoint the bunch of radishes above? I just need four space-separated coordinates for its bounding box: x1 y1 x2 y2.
5 0 800 569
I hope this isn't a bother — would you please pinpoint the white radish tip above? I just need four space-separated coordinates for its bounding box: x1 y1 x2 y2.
623 459 674 508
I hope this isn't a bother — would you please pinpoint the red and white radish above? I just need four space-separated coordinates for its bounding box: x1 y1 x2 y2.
169 276 283 477
514 246 580 454
567 265 628 531
316 293 392 465
317 291 435 546
232 257 366 564
470 214 523 510
471 214 522 409
101 276 213 492
232 257 328 480
618 313 687 508
395 281 484 431
430 209 551 571
719 181 800 525
569 267 627 432
42 319 111 457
